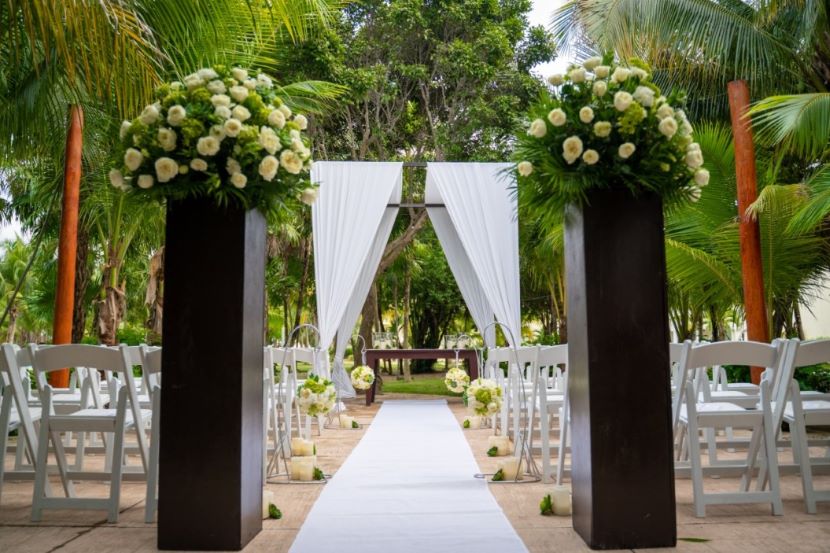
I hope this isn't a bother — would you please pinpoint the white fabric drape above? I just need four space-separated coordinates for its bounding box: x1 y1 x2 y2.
426 163 521 346
427 207 496 347
312 162 403 397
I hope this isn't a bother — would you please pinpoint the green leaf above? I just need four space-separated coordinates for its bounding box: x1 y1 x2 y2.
491 469 505 482
540 494 554 516
313 467 324 481
487 446 499 457
351 420 359 429
268 503 282 519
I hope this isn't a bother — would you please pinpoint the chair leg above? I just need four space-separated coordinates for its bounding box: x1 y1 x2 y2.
762 409 783 516
791 416 817 514
31 418 52 522
108 425 126 523
51 430 75 497
540 405 551 483
740 427 763 493
556 410 569 485
686 419 706 518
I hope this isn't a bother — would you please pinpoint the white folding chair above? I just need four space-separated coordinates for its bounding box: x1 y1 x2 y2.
536 344 568 483
674 340 796 517
30 344 151 522
141 346 162 523
782 339 830 513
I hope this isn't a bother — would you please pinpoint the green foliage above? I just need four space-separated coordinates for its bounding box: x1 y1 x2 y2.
313 467 325 481
462 419 471 429
116 323 148 346
491 468 505 481
487 446 499 458
382 377 461 397
795 364 830 393
539 494 554 516
351 420 360 429
268 503 282 519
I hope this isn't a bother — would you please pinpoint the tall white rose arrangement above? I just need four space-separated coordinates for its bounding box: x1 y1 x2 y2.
517 55 708 211
110 66 317 212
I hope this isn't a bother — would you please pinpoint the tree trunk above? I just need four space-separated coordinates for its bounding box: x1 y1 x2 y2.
6 306 17 343
144 247 165 344
97 279 126 346
402 264 412 381
72 223 91 343
292 239 311 333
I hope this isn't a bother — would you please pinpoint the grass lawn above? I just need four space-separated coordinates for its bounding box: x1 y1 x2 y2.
381 375 462 397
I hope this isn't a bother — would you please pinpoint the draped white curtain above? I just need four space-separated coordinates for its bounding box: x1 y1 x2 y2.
426 163 521 346
312 162 403 396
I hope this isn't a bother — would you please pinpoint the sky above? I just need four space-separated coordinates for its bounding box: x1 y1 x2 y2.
0 0 570 244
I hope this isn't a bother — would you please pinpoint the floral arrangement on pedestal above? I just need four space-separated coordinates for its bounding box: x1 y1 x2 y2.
350 365 375 391
444 367 470 393
515 54 708 210
466 378 503 417
109 66 316 212
297 374 337 417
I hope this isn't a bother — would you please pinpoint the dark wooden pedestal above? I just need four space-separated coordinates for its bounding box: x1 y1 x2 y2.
565 189 677 549
158 199 265 551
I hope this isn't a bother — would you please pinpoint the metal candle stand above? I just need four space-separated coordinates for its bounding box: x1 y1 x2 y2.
323 334 368 430
267 323 330 485
472 321 541 483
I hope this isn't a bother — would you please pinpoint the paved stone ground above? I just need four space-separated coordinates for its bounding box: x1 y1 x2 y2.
1 393 828 552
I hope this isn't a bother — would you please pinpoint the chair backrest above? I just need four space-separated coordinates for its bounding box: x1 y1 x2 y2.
31 344 131 375
536 344 567 389
792 339 830 368
140 346 162 375
0 344 39 463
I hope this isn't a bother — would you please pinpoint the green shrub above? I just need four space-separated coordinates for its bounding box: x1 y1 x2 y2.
795 364 830 393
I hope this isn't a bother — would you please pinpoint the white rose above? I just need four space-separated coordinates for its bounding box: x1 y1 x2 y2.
257 73 273 88
241 78 256 90
230 172 247 189
137 174 154 189
211 94 231 107
190 158 208 171
209 126 226 142
569 68 587 83
593 121 612 138
547 74 564 86
170 81 183 90
119 120 131 140
594 65 610 78
157 127 177 151
583 56 602 71
278 104 292 118
223 118 243 137
294 114 309 130
547 108 567 127
231 105 251 122
289 129 301 140
109 169 124 188
613 91 634 111
179 164 188 175
154 157 179 183
231 67 248 81
592 80 607 97
582 149 599 165
167 105 186 126
680 119 693 137
226 158 241 175
138 104 159 125
290 137 305 152
229 85 249 103
618 142 636 159
579 106 594 123
633 86 655 107
685 149 704 168
124 148 144 171
196 136 220 156
517 161 533 177
280 149 303 175
694 168 710 187
631 67 649 80
690 187 702 202
206 80 226 94
562 135 584 164
656 104 674 120
214 106 232 120
611 67 631 83
258 126 281 155
259 155 279 181
183 74 203 90
528 118 547 138
300 188 318 205
687 142 701 152
198 68 218 81
658 117 678 138
268 109 286 129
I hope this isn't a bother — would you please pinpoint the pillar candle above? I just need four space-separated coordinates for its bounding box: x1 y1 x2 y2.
487 435 513 456
463 416 482 429
262 489 275 519
291 437 315 456
290 455 316 481
339 415 356 429
498 456 522 481
551 485 572 516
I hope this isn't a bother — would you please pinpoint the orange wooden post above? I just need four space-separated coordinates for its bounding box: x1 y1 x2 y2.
50 104 84 388
728 80 769 384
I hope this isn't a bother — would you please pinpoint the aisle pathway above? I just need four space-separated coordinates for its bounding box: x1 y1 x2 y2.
288 400 529 553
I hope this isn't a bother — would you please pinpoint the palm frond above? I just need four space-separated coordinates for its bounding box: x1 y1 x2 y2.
749 93 830 159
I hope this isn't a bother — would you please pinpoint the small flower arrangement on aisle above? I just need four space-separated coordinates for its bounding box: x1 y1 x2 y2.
515 54 708 210
466 378 503 417
350 365 375 391
110 65 317 213
444 367 470 394
297 374 337 417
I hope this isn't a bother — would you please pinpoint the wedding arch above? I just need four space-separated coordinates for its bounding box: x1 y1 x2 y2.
310 161 521 397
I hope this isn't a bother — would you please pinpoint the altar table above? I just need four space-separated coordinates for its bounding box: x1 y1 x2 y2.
364 349 479 405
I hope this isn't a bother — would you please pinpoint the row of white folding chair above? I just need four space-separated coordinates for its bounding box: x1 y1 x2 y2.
673 339 800 517
484 346 536 442
141 346 162 523
535 344 568 483
28 344 151 522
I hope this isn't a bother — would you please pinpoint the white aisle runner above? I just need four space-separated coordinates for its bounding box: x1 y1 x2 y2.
288 400 529 553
